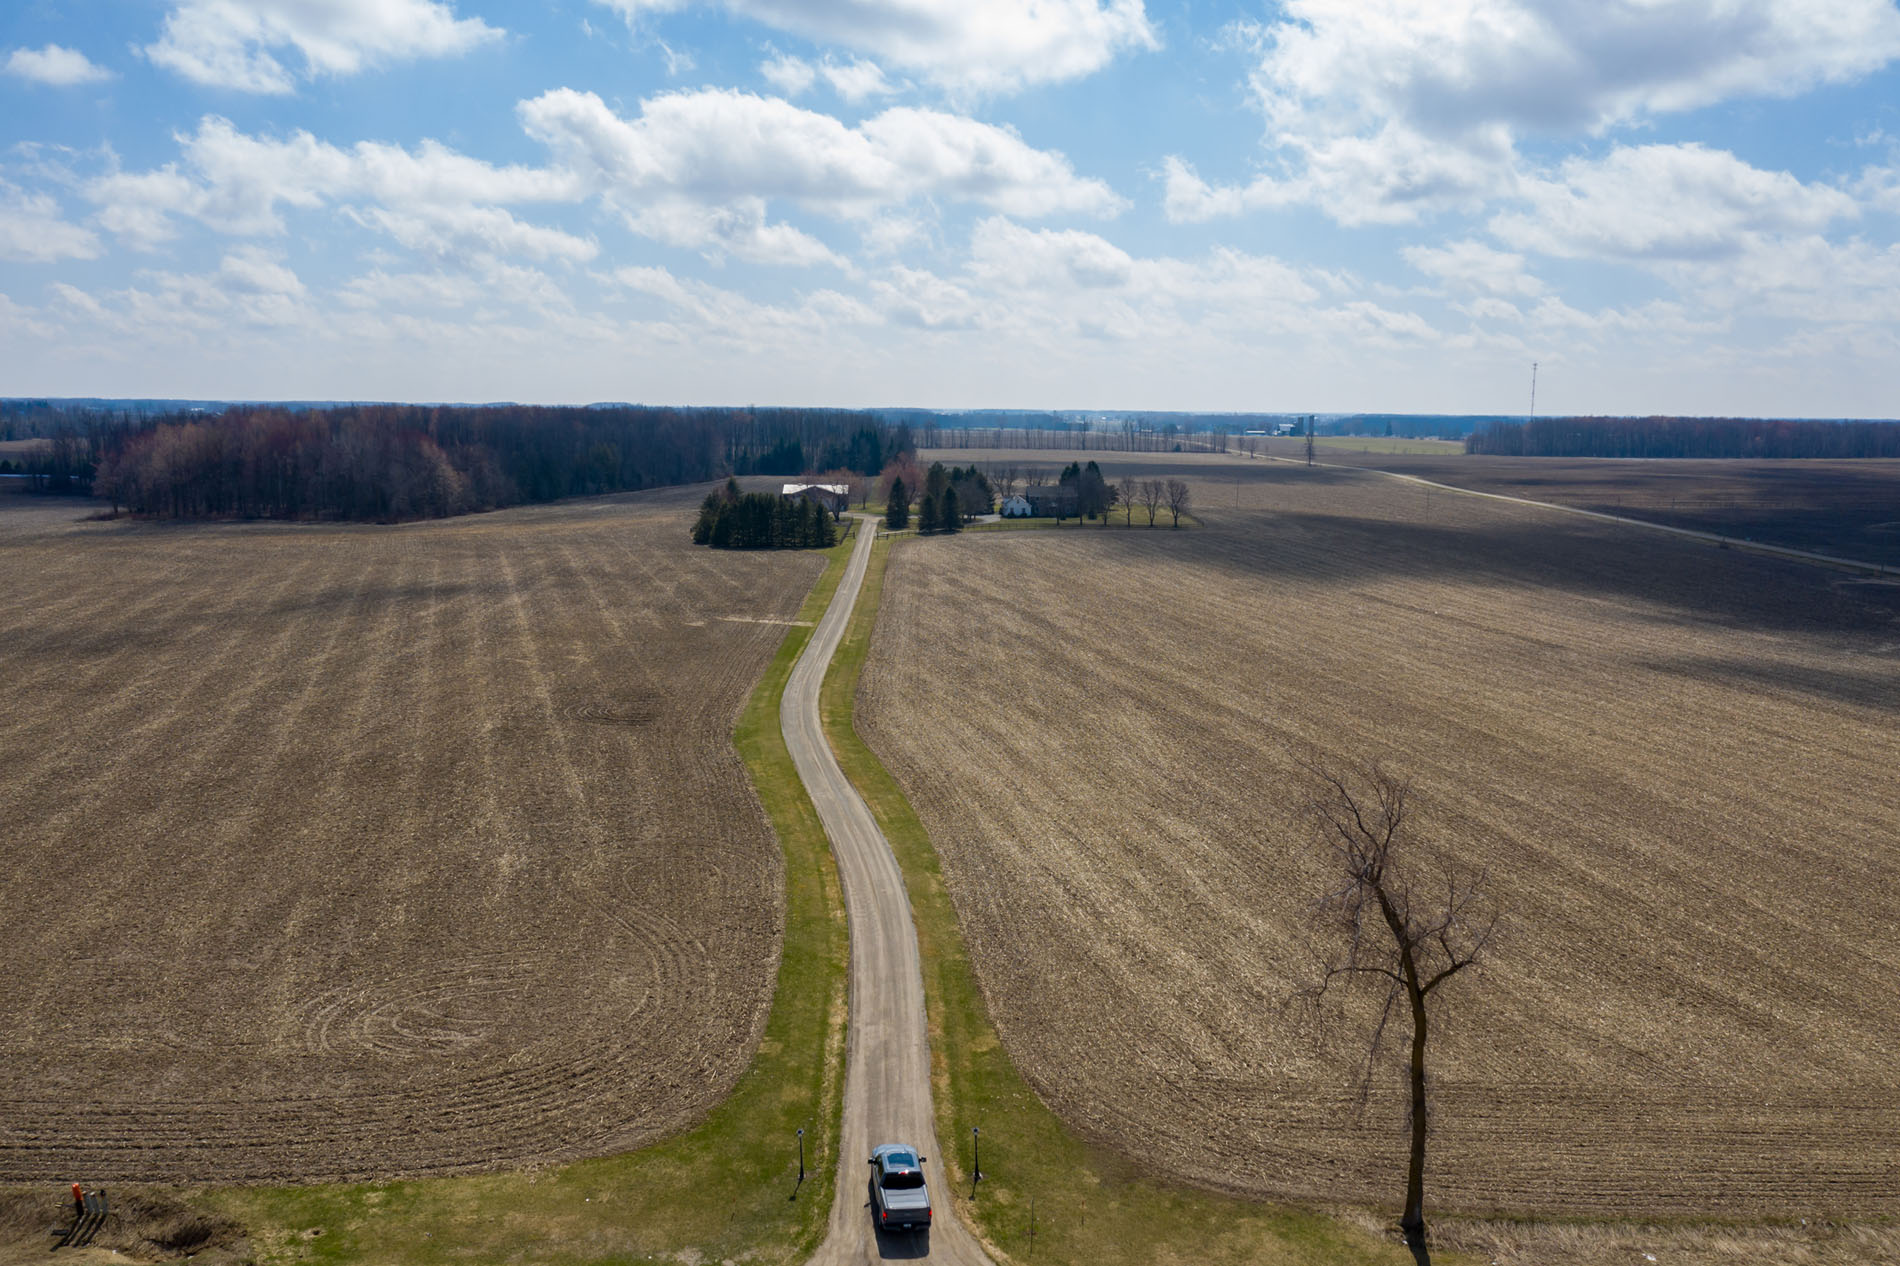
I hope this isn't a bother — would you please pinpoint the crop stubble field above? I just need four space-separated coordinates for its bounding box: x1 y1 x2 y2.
0 482 822 1182
860 449 1900 1219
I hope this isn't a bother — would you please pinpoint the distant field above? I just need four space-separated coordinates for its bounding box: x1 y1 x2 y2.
877 451 1900 1218
1254 442 1900 568
1309 436 1466 455
0 482 821 1182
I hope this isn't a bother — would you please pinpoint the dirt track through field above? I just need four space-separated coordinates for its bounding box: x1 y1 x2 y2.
1320 459 1890 575
859 451 1900 1219
0 484 820 1181
1265 445 1900 569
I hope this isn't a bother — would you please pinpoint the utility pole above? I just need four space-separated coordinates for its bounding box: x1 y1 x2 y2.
1529 362 1538 420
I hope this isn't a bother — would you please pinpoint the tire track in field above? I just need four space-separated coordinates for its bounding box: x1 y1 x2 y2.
0 546 356 1066
0 537 315 819
0 538 188 698
2 548 325 936
119 544 376 950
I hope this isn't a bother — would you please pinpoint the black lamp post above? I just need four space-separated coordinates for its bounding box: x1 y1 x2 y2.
972 1127 982 1186
797 1128 805 1183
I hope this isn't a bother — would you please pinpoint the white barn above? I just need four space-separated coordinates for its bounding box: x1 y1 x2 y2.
782 483 850 513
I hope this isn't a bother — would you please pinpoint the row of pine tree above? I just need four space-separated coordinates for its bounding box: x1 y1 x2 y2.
692 478 840 549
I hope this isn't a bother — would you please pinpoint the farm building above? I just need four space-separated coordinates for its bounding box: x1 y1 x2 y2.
782 483 850 513
999 495 1033 517
1021 486 1079 517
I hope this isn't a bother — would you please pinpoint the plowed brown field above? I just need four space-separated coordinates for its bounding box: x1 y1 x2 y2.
1262 442 1900 569
0 483 822 1182
859 450 1900 1218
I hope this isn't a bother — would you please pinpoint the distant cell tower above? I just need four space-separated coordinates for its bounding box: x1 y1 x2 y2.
1529 361 1539 420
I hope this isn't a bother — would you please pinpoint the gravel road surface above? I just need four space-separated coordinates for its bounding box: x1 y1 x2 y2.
784 518 992 1265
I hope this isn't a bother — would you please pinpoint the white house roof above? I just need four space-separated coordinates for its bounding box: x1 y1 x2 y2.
782 483 849 496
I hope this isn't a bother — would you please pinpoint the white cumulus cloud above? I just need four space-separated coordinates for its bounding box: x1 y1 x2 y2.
1184 0 1900 225
1404 239 1543 295
0 183 104 262
819 56 896 102
601 0 1156 94
85 116 580 251
759 52 894 101
146 0 502 93
760 52 817 95
623 196 845 267
881 217 1326 344
1492 143 1858 261
517 87 1121 262
348 205 599 264
83 92 1118 272
5 45 114 85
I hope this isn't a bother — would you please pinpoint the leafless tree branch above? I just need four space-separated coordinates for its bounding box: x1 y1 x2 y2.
1291 751 1501 1256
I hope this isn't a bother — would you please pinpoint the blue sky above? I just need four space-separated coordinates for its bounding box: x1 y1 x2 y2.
3 0 1899 415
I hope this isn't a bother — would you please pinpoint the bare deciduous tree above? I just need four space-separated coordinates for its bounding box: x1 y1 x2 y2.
1139 478 1163 527
1299 757 1498 1260
1117 475 1138 525
1164 478 1191 527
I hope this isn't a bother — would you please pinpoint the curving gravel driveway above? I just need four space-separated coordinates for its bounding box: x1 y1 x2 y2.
782 518 993 1266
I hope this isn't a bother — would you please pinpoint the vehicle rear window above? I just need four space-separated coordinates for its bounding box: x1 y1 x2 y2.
882 1171 925 1190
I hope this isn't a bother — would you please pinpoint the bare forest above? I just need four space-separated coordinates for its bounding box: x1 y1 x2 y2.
4 402 907 524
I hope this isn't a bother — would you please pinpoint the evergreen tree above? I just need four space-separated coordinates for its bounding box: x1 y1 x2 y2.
1077 460 1110 520
887 477 909 529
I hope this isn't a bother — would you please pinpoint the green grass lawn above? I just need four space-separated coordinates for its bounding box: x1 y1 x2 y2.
197 530 858 1266
817 535 1454 1266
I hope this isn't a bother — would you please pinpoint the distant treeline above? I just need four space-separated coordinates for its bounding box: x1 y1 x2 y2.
1467 417 1900 459
923 423 1234 453
2 401 910 521
693 480 839 549
1334 414 1512 439
877 409 1505 441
